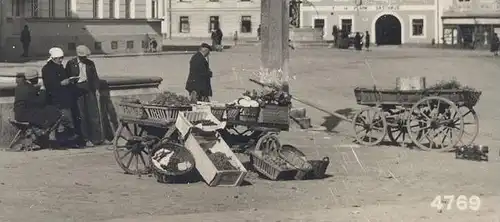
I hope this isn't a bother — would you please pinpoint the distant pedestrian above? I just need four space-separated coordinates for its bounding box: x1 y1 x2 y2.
332 25 339 47
20 25 31 57
233 31 239 46
365 31 371 51
354 32 362 51
257 24 261 41
215 28 223 51
210 29 217 50
150 38 158 52
490 33 499 56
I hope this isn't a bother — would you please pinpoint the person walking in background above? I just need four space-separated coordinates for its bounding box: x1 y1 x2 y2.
42 47 79 147
257 24 261 41
185 43 213 102
233 31 239 46
365 31 371 51
211 29 217 50
490 33 499 56
354 32 362 51
65 45 103 147
150 38 158 52
20 25 31 57
215 27 223 52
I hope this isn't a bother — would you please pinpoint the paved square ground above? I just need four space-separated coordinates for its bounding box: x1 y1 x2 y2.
1 46 500 221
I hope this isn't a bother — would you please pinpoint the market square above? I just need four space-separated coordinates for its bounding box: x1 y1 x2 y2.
1 46 500 221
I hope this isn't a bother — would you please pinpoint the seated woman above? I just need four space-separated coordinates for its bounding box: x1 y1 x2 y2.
13 69 77 149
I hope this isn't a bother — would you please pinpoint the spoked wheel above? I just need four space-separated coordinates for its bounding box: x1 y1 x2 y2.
255 132 281 154
352 107 387 146
406 97 464 151
456 106 479 146
385 108 413 146
113 122 151 175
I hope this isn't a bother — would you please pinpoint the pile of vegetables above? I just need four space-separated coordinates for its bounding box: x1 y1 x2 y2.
427 79 477 91
121 98 142 104
150 91 192 106
229 88 291 108
207 152 237 170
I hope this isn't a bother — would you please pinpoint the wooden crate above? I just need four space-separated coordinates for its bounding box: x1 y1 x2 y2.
184 133 247 187
258 105 290 125
175 111 227 137
143 105 192 123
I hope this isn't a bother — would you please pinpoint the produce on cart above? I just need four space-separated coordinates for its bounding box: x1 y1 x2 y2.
352 79 481 151
176 110 247 187
113 91 193 175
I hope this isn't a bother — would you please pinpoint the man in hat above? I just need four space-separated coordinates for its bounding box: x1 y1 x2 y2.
41 47 79 147
13 69 62 150
65 45 102 147
185 43 213 102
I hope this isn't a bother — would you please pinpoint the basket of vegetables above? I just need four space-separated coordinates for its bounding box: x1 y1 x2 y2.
226 97 261 123
144 91 193 123
118 98 148 119
244 89 292 126
249 150 296 180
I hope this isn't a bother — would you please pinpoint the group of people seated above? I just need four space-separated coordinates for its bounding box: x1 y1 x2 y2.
12 45 103 151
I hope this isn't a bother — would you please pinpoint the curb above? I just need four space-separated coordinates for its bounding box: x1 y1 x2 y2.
0 51 196 67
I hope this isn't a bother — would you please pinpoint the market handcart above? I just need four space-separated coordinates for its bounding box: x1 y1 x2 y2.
352 87 481 151
112 102 191 175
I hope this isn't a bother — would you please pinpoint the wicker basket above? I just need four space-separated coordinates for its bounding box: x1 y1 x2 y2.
250 151 295 180
278 145 312 180
118 102 147 119
143 105 192 123
226 106 260 123
259 105 290 125
210 106 227 121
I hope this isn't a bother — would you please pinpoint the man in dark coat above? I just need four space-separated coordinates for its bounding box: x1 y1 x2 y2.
20 25 31 57
365 31 371 51
185 43 212 102
65 45 103 147
215 28 223 51
14 69 61 129
42 47 79 146
354 32 362 51
490 33 499 56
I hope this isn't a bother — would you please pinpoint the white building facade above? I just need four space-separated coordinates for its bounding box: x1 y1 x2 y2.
300 0 440 45
0 0 261 57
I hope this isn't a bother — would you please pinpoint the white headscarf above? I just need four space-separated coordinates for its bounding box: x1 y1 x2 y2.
47 47 64 61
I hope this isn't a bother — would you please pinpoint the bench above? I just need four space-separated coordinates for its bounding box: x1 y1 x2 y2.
8 118 61 151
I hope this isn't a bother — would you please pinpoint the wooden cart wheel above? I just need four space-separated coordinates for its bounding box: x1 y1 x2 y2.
113 122 151 175
386 108 424 146
456 106 479 146
352 107 387 146
406 96 464 151
255 132 281 154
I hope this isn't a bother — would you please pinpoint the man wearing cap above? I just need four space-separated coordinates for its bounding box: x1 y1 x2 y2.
13 69 62 150
41 47 79 147
65 45 102 147
185 43 213 102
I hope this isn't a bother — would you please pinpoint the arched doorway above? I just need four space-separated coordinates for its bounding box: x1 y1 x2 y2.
375 14 402 45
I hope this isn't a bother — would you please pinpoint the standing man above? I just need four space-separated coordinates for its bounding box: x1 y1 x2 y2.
41 47 79 147
65 45 102 147
365 31 371 51
215 27 223 52
20 25 31 57
257 24 261 41
185 43 212 102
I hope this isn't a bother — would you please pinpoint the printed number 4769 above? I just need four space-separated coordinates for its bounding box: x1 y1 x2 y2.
430 195 481 211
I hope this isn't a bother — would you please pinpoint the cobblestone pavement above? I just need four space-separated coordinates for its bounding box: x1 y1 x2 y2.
1 46 500 221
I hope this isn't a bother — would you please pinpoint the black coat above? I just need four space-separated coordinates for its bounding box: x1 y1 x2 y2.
185 52 212 97
42 61 74 108
65 57 101 93
365 34 370 48
14 81 60 128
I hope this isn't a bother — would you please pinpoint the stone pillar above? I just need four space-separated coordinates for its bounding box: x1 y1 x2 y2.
260 0 289 86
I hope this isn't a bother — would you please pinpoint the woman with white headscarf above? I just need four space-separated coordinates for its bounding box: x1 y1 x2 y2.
41 47 80 147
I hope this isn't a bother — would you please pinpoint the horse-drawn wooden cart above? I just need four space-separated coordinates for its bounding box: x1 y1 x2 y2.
112 102 191 175
352 87 481 151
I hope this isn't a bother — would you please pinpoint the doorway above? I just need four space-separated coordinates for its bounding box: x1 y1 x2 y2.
375 14 402 45
314 18 325 37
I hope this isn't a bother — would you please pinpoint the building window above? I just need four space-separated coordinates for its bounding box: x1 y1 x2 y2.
209 16 219 32
95 42 102 50
109 0 115 18
68 43 76 51
179 16 190 33
65 0 72 17
341 19 352 33
12 0 25 17
49 0 55 17
111 41 118 50
125 0 131 18
126 41 134 49
93 0 99 18
412 18 424 36
241 16 252 33
30 0 39 17
152 0 158 18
